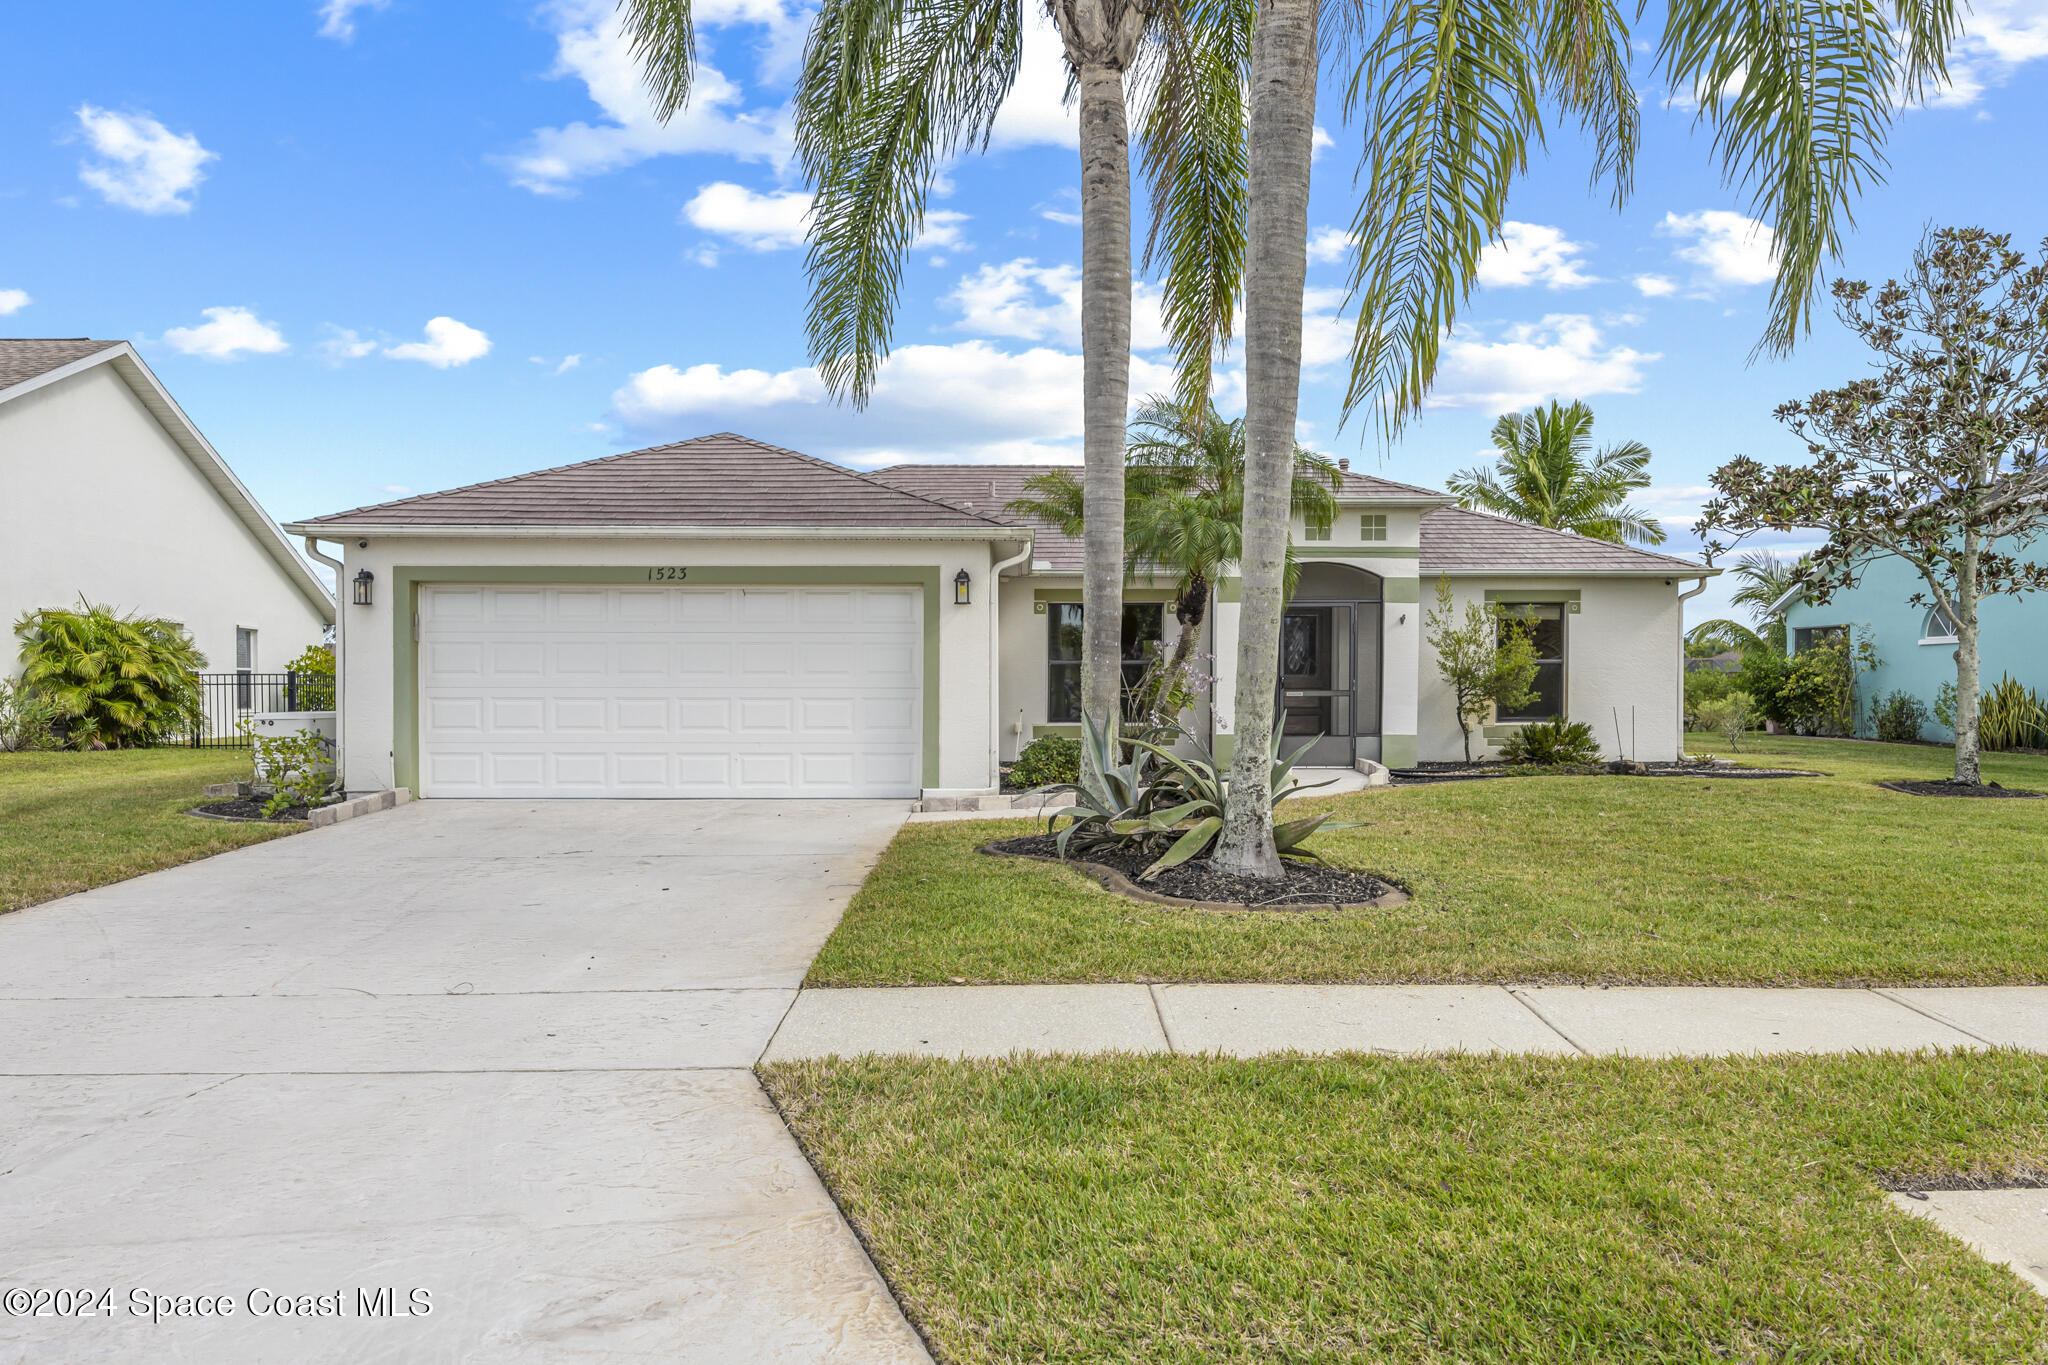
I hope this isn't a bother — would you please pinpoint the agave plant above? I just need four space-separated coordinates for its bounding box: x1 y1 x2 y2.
1046 711 1346 880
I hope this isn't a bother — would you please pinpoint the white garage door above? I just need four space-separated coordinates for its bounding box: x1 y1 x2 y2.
417 584 922 798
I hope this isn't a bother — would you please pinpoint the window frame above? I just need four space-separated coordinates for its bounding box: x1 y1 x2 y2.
1792 624 1846 655
234 627 258 711
1303 509 1332 542
1359 513 1387 542
1045 601 1167 723
1494 601 1565 723
1919 604 1959 645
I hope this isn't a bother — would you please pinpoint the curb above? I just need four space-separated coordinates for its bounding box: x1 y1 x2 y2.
308 788 413 829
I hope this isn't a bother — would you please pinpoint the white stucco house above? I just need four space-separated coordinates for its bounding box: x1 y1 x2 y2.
285 433 1715 800
1 339 334 679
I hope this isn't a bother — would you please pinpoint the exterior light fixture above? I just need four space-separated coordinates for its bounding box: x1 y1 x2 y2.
352 569 374 607
954 568 972 605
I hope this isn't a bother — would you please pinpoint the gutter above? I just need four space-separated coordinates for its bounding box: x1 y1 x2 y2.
301 537 348 789
278 523 1024 543
1675 575 1712 758
987 541 1035 787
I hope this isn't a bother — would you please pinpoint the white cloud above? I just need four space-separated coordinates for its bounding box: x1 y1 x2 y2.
503 0 791 196
612 340 1179 464
74 106 216 215
384 317 492 368
1475 222 1599 289
1426 314 1657 410
1929 0 2048 106
381 484 415 496
1307 227 1350 265
1300 286 1355 369
1038 189 1082 226
555 354 583 374
945 258 1168 351
682 181 812 249
989 10 1078 149
1312 126 1335 160
318 326 378 362
317 0 388 41
0 289 29 316
916 210 971 252
162 307 289 361
1659 210 1779 286
1633 273 1677 297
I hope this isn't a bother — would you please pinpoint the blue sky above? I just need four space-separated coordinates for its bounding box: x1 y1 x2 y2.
4 0 2045 623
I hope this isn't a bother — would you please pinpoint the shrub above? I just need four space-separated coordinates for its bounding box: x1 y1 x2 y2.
1684 667 1735 727
1933 680 1958 732
1871 690 1930 743
286 644 336 710
1979 675 2048 751
1774 630 1880 736
1495 717 1602 766
242 720 336 817
1736 650 1796 727
0 677 63 752
13 601 206 748
1010 734 1081 788
1692 690 1757 751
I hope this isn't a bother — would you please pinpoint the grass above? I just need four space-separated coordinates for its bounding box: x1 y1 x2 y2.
807 734 2048 986
765 1050 2048 1363
0 747 296 913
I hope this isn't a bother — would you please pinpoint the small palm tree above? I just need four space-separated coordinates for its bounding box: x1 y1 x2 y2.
1447 402 1665 546
13 600 207 748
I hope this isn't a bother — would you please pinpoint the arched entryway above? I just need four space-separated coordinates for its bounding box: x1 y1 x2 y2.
1280 561 1383 766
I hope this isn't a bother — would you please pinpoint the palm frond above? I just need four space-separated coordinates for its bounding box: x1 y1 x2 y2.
619 0 699 121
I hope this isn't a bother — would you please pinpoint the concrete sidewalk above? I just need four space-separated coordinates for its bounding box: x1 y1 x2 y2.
763 983 2048 1061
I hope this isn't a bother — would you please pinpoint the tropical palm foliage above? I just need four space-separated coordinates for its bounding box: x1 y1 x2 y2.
1447 402 1664 546
13 601 207 748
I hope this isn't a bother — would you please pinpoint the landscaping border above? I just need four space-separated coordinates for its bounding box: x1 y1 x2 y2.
983 842 1409 914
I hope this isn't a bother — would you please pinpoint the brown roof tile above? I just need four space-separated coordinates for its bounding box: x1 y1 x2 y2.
0 339 123 392
296 433 1016 531
1419 506 1709 575
869 464 1081 568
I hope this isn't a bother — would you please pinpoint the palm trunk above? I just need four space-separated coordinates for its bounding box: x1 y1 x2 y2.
1212 0 1316 877
1954 535 1982 784
1074 58 1135 733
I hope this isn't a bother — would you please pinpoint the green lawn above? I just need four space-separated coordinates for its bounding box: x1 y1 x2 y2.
0 747 296 913
808 734 2048 986
765 1050 2048 1363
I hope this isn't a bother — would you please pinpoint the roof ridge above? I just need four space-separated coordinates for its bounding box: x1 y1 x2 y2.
731 439 1014 528
1428 504 1705 568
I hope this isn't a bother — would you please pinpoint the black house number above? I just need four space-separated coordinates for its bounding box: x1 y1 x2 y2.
645 567 690 581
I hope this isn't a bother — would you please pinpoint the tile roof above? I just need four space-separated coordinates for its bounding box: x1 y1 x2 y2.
1419 506 1711 575
1334 469 1454 501
294 433 1017 531
868 464 1083 568
0 339 123 392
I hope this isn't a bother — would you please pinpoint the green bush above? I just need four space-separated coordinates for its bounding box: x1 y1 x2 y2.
242 720 336 816
12 601 206 748
1692 690 1757 751
1496 717 1602 766
1871 690 1929 743
0 677 64 752
1010 734 1081 788
1736 650 1796 727
1684 667 1735 727
1979 675 2048 751
286 644 335 710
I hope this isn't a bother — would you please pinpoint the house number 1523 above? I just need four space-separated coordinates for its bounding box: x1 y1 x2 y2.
645 567 690 581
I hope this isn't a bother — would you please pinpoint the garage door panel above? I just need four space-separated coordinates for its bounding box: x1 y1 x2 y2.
420 585 922 797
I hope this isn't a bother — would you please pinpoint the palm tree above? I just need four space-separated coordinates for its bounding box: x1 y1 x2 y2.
1008 396 1342 696
1214 0 1965 874
1447 402 1665 546
1728 550 1810 653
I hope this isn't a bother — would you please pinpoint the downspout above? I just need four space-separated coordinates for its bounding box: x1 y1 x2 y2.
988 539 1034 789
1674 575 1710 759
303 537 347 791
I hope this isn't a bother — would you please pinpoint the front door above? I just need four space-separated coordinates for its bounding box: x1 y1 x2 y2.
1281 604 1356 767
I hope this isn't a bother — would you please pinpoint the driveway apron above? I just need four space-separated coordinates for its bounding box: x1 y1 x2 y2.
0 799 929 1364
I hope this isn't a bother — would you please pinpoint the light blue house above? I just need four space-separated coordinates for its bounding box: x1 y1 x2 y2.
1775 540 2047 740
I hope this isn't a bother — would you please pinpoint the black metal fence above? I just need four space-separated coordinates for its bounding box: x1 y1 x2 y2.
185 671 332 747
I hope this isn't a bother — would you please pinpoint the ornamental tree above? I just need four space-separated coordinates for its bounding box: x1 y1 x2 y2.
1424 577 1539 764
1698 227 2048 785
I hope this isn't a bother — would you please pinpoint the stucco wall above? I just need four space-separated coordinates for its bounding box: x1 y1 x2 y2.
327 534 1003 795
1417 576 1684 762
1782 546 2047 739
0 366 330 676
995 574 1202 759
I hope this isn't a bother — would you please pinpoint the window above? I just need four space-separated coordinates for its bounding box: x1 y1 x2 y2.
1304 510 1331 542
1921 605 1959 643
1497 603 1564 721
1047 602 1166 722
1359 514 1387 541
1793 624 1845 654
235 627 257 710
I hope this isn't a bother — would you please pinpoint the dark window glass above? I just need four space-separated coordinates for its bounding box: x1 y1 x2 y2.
1793 624 1846 654
1498 603 1564 721
1047 602 1165 722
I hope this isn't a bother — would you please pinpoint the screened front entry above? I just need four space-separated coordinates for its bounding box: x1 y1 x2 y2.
1280 563 1383 766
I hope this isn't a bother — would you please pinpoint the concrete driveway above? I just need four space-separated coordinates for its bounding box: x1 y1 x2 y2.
0 800 928 1363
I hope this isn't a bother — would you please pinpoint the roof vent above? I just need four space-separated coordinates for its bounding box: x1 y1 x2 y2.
1338 458 1350 471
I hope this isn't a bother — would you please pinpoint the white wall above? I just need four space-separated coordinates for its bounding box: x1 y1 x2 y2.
0 366 330 676
994 574 1201 760
1417 576 1684 762
328 534 1003 795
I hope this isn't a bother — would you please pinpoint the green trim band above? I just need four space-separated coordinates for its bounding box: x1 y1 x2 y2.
1030 723 1081 739
1485 589 1581 604
1212 732 1236 766
1381 577 1421 603
392 565 944 794
1380 733 1417 769
1298 547 1422 559
1215 578 1241 603
1032 587 1181 604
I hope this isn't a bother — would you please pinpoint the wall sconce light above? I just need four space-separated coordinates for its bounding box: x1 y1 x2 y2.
953 568 972 605
352 569 375 607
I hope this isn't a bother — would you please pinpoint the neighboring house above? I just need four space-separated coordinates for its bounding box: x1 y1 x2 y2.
1773 544 2046 739
284 433 1714 799
0 338 334 682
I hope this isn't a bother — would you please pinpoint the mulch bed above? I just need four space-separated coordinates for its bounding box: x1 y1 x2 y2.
1876 1163 2048 1194
1391 760 1824 785
983 832 1399 911
1877 779 2044 799
188 798 314 823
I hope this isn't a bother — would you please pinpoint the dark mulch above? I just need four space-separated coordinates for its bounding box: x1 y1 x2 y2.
1391 759 1823 785
1876 1163 2048 1194
188 797 313 823
984 832 1396 910
1877 779 2044 799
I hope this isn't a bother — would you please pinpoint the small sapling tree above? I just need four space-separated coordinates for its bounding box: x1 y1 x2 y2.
1424 576 1539 762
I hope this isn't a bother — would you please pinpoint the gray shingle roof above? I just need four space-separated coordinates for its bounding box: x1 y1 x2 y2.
0 339 123 392
1419 506 1709 575
295 433 1016 531
869 464 1082 568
